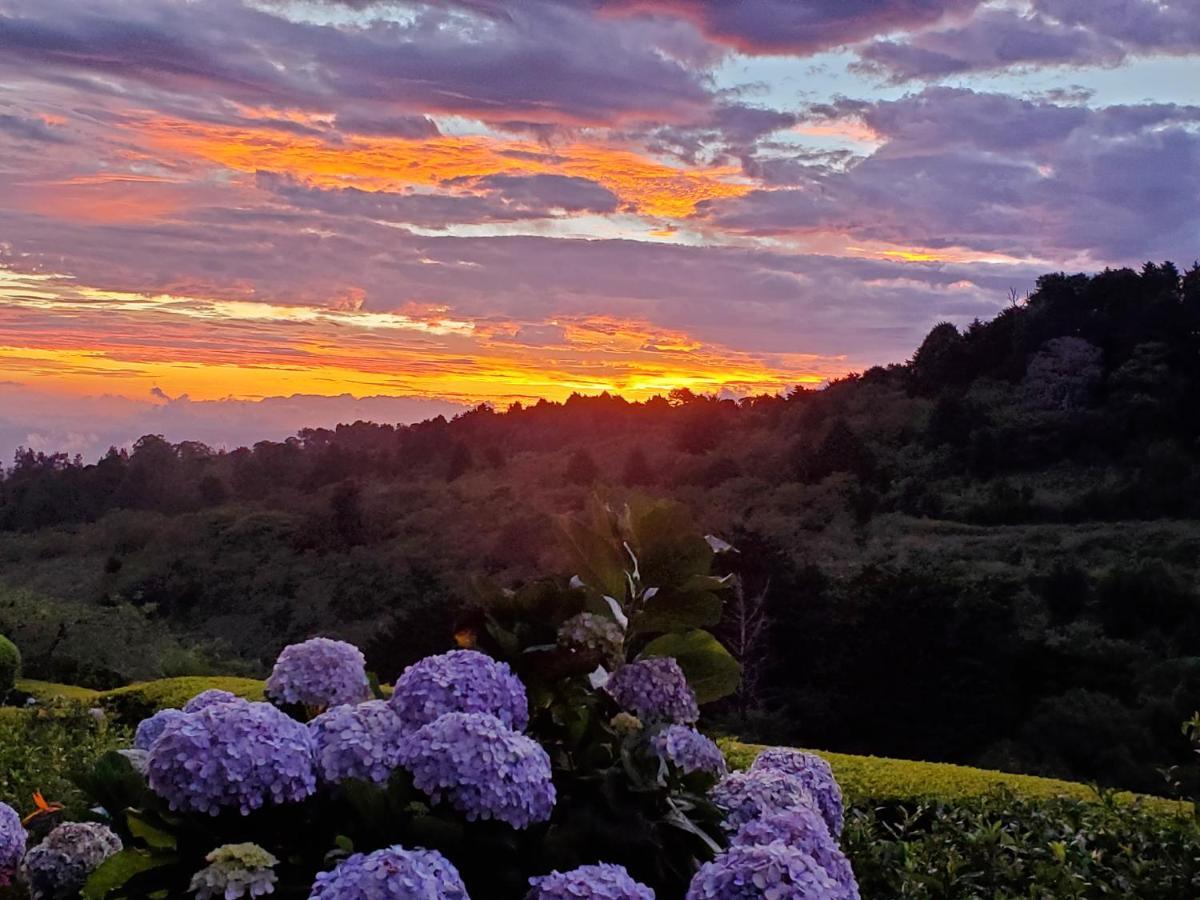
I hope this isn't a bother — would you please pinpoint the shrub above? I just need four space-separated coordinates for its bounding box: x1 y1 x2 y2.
99 677 264 723
0 636 19 695
845 791 1200 899
0 703 130 815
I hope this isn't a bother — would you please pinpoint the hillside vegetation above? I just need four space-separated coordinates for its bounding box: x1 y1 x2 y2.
2 261 1199 795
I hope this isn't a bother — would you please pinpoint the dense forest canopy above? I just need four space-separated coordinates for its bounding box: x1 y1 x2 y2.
2 260 1199 795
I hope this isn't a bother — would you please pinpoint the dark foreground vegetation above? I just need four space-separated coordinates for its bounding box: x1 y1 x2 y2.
2 260 1200 795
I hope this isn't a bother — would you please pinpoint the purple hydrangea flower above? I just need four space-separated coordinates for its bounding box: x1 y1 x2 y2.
390 650 529 732
308 700 407 784
147 700 316 815
184 689 240 713
709 769 815 832
308 845 468 899
399 712 554 829
605 658 698 725
529 863 655 899
266 638 370 710
731 809 859 900
650 725 726 778
0 802 26 886
20 822 122 900
750 749 844 838
133 708 187 751
686 844 850 900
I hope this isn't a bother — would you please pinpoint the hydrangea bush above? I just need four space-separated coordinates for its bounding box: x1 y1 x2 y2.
398 712 555 829
606 659 699 725
650 725 727 778
0 801 26 886
20 822 122 900
62 500 853 900
309 846 468 900
731 808 859 900
308 700 407 785
750 748 844 838
266 637 369 711
132 707 187 751
146 699 317 815
389 650 529 731
529 863 655 900
686 843 849 900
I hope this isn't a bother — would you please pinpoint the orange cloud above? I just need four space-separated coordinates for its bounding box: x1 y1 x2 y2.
132 116 751 219
6 174 196 223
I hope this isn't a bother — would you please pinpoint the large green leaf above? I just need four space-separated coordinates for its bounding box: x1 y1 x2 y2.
82 849 176 899
640 629 741 704
629 589 722 636
557 511 628 601
628 501 714 589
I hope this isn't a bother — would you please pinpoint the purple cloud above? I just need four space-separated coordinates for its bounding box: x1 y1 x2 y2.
707 88 1200 262
0 0 714 128
859 0 1200 81
594 0 984 55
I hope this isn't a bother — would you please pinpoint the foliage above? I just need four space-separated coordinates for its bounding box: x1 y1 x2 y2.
0 636 18 696
1 499 746 900
844 790 1200 899
0 704 130 816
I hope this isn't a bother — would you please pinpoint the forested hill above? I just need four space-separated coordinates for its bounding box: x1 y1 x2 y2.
2 260 1200 795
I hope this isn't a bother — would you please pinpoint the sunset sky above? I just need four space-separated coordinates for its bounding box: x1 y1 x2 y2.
2 0 1198 459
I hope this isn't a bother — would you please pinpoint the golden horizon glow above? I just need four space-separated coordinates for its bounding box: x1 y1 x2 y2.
0 270 845 408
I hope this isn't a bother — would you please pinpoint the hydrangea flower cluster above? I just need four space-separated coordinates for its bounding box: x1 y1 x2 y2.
189 843 279 899
708 769 815 832
529 863 655 900
557 613 625 669
133 707 187 751
649 725 726 778
390 650 529 732
308 700 407 784
266 638 369 710
605 658 698 725
20 822 122 900
686 844 850 900
0 802 26 886
147 700 316 815
751 749 844 837
398 712 554 829
184 689 240 713
731 809 859 900
308 846 469 899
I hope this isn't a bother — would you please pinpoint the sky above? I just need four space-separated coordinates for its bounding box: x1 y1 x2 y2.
1 0 1198 460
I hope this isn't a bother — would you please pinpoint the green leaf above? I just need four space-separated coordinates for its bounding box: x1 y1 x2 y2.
629 589 722 636
82 849 176 899
628 501 714 588
557 505 628 601
640 629 741 704
125 810 176 850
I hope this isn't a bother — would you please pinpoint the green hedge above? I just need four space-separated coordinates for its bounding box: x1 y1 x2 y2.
722 740 1187 815
98 676 265 721
0 634 20 693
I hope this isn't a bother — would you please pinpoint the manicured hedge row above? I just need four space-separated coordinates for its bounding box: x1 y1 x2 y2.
722 740 1187 815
